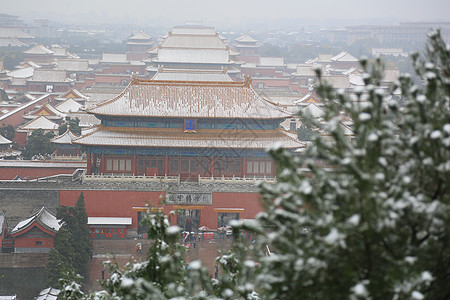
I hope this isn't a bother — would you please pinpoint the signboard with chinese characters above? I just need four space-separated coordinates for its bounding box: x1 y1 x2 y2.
166 193 212 205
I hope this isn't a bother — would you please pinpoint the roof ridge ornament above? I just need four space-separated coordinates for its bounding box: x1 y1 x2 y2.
131 72 140 82
243 75 252 87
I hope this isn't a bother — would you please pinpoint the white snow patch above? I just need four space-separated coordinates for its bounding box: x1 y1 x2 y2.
120 277 134 288
347 214 360 226
352 282 368 297
368 133 378 142
324 228 341 244
421 271 433 282
189 260 202 270
358 112 371 122
166 225 181 235
430 130 441 139
412 291 424 300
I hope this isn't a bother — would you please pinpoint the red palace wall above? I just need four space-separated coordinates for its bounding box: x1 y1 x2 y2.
59 190 263 230
0 166 82 180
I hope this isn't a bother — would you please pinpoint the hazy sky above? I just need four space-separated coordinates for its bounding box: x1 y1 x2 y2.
3 0 450 27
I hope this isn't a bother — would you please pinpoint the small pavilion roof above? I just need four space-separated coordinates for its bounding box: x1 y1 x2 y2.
51 127 80 144
6 66 34 79
11 206 61 235
101 53 128 63
73 126 305 150
17 115 59 132
23 44 53 55
88 78 291 119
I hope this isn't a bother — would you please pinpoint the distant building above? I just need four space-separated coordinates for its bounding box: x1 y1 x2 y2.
126 31 154 61
10 206 62 253
234 34 260 64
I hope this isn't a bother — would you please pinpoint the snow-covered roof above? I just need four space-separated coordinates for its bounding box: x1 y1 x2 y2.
55 88 89 101
259 57 285 67
301 103 325 118
88 217 132 225
0 134 12 145
293 93 321 105
25 103 65 119
101 53 128 63
74 127 304 149
128 31 152 40
236 34 258 43
55 98 83 113
151 69 232 82
0 160 85 168
154 26 231 65
322 75 350 89
330 51 358 62
11 206 61 235
17 115 59 132
318 54 333 63
51 128 80 144
383 68 400 83
0 37 26 47
295 64 317 77
155 48 231 64
0 26 34 39
36 287 60 300
67 111 100 127
0 94 51 122
171 26 217 36
349 74 365 86
6 67 34 79
27 69 68 82
88 78 291 119
23 44 53 55
56 59 91 72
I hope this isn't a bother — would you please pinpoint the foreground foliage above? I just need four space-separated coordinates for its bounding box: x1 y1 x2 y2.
61 31 449 299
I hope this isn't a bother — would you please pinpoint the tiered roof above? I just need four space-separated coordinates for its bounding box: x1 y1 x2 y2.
236 34 258 43
151 69 232 82
88 78 290 119
153 26 232 65
330 51 359 62
74 127 303 149
11 206 61 235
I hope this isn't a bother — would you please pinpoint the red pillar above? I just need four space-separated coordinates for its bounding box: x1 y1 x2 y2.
210 156 214 176
242 156 246 177
86 153 91 175
100 154 105 174
132 154 137 175
164 155 168 175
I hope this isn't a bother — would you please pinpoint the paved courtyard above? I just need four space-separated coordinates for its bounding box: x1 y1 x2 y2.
85 237 232 293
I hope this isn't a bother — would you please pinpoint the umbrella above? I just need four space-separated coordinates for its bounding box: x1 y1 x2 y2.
198 226 211 231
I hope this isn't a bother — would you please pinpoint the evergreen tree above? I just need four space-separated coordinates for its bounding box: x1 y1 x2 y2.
58 117 82 136
57 192 93 277
45 227 76 288
21 129 55 159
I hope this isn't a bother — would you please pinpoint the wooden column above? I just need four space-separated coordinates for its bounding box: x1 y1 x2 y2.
242 156 246 177
132 154 137 175
86 153 91 175
164 155 169 175
100 154 105 174
210 156 214 177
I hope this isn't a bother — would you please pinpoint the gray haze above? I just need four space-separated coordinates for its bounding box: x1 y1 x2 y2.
3 0 450 27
